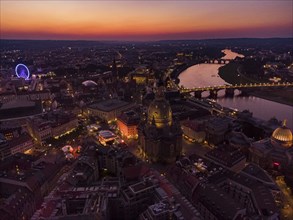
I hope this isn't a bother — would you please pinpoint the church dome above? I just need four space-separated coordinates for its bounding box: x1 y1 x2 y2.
147 87 172 128
82 80 97 87
271 120 292 148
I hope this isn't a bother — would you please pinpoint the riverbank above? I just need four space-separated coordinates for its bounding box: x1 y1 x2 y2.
170 61 204 79
218 62 264 84
218 62 293 106
250 88 293 107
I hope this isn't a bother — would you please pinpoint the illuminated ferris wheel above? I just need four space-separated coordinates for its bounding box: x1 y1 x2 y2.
15 64 30 80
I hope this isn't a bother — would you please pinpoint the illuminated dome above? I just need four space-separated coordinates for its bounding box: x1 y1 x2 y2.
271 120 293 148
82 80 97 87
147 87 172 128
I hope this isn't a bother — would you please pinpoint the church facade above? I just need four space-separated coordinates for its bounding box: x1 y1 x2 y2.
138 86 182 163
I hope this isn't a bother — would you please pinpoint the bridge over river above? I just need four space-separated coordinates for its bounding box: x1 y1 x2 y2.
178 82 293 98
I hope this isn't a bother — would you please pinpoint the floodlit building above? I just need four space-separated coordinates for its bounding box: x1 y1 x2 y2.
98 130 117 146
117 110 140 139
249 120 293 172
27 118 52 144
138 85 182 163
51 114 78 138
181 119 206 143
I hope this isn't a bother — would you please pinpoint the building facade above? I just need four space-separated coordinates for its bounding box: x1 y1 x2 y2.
138 86 182 163
27 118 52 144
9 133 34 155
117 110 140 139
249 120 293 172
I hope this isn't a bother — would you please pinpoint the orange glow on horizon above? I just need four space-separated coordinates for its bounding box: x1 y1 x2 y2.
1 1 292 40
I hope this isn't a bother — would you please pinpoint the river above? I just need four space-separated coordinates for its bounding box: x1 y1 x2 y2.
178 49 293 129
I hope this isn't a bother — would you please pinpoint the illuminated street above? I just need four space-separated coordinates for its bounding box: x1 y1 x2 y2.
276 176 293 219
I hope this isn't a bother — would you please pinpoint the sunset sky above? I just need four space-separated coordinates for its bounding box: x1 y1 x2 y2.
0 0 292 41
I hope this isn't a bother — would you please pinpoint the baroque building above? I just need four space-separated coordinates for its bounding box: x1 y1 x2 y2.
138 85 182 163
249 120 293 172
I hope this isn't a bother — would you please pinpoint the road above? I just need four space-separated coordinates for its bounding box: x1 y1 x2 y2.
276 176 293 219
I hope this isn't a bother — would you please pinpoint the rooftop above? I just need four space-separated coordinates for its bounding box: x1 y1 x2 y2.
207 169 279 216
129 180 155 194
187 155 224 180
89 99 130 112
0 99 36 109
117 110 140 125
0 100 43 121
0 158 61 192
194 183 245 220
206 116 233 128
242 163 275 184
205 145 246 167
228 131 252 145
149 200 174 216
98 130 117 139
181 119 203 132
229 173 278 215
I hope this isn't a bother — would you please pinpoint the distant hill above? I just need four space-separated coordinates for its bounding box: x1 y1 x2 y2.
160 38 293 48
1 38 292 51
0 39 108 51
